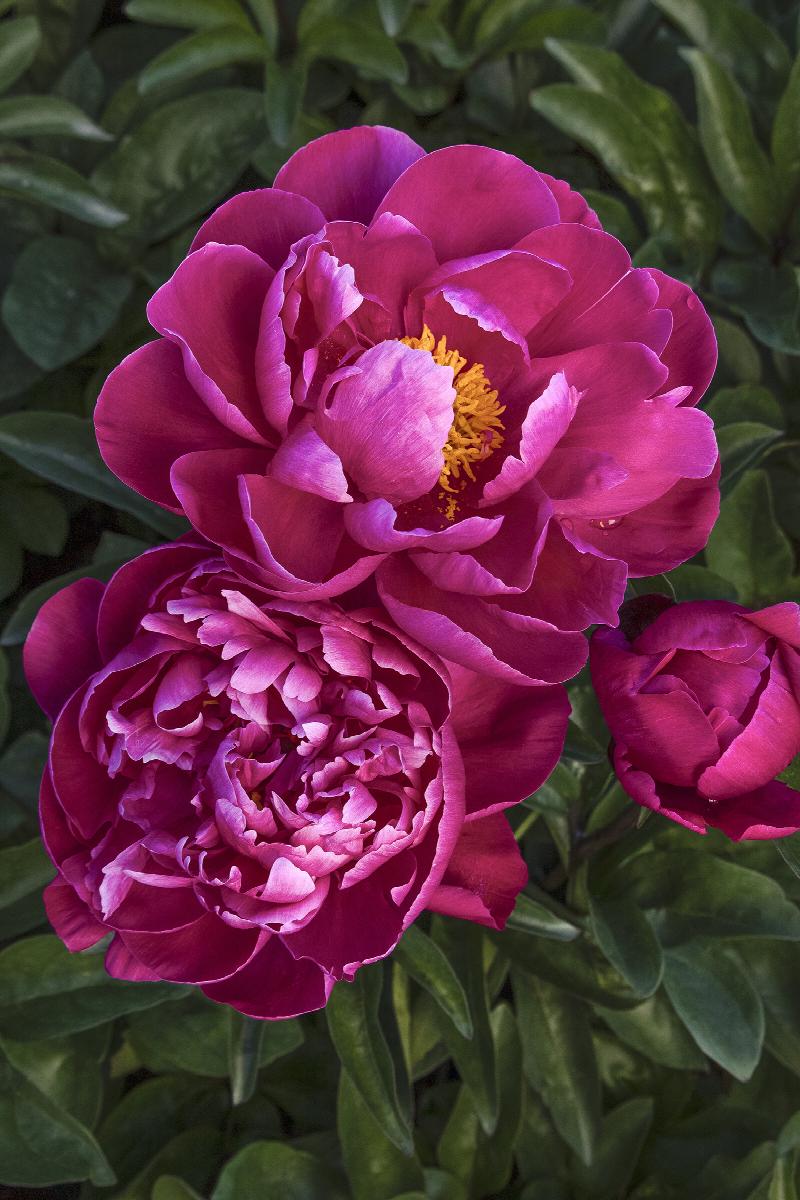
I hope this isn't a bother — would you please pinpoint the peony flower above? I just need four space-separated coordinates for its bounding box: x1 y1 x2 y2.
95 125 719 687
590 596 800 839
25 539 568 1018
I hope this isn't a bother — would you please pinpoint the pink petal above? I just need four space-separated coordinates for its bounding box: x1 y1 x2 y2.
318 341 456 505
122 911 262 985
269 424 351 503
481 372 579 507
540 172 601 227
648 268 717 405
25 578 103 720
345 498 502 554
203 935 333 1018
449 664 570 818
147 243 274 442
44 879 106 951
190 187 325 267
274 125 425 223
426 812 527 930
375 144 559 263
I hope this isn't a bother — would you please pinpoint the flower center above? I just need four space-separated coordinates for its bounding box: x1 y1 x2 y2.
401 325 505 520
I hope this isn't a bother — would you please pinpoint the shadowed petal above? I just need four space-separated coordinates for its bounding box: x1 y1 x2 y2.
426 812 527 929
25 579 103 720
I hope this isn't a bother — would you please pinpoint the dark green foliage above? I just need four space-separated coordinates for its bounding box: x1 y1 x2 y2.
0 1 798 1197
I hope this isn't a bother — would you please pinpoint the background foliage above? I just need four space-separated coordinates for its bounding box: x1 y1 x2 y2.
0 0 799 1196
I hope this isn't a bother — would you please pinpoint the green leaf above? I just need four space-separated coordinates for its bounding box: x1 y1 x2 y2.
377 0 414 37
653 0 790 96
92 89 265 247
513 968 602 1165
717 422 783 488
706 384 784 428
589 895 663 997
712 258 800 356
506 891 582 942
0 412 186 537
0 95 110 140
663 942 764 1080
138 25 267 94
327 963 413 1156
430 919 498 1136
437 1004 523 1197
598 991 706 1070
264 57 308 147
496 929 642 1009
742 942 800 1079
777 832 800 882
228 1011 265 1106
2 236 132 370
339 1069 424 1200
571 1097 654 1199
543 38 721 262
0 838 54 911
394 924 472 1039
127 992 301 1078
683 48 780 243
301 19 408 85
152 1177 206 1200
0 935 187 1039
124 0 252 29
96 1074 226 1191
0 151 127 228
773 54 800 211
1 1025 108 1129
622 849 800 942
668 563 738 602
712 316 762 384
3 484 69 557
0 1049 115 1187
705 469 794 603
0 16 41 94
114 1126 222 1200
212 1140 344 1200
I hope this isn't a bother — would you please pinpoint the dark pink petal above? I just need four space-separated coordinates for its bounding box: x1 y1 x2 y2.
573 462 721 576
426 812 527 929
147 243 274 442
516 523 627 631
95 341 248 512
540 268 672 358
241 474 351 586
648 268 717 405
170 447 269 559
612 746 708 834
25 578 103 720
190 187 325 267
122 911 262 984
482 373 578 507
269 425 351 503
274 125 425 223
609 688 719 788
698 646 800 800
634 601 757 655
540 172 601 227
706 780 800 840
744 603 800 649
327 214 438 334
49 691 123 839
414 250 571 342
375 145 559 262
449 665 569 817
318 341 455 505
105 936 164 982
519 225 631 351
377 557 588 685
96 540 209 662
202 935 333 1018
414 481 551 597
345 498 502 554
43 879 106 951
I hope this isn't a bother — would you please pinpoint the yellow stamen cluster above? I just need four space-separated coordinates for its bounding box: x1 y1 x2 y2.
401 326 505 519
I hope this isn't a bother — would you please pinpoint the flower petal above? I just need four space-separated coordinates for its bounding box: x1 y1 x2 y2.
190 187 325 267
426 812 527 929
25 578 103 720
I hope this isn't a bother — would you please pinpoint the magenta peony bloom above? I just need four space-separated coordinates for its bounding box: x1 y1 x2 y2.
25 539 567 1018
95 126 719 686
591 597 800 840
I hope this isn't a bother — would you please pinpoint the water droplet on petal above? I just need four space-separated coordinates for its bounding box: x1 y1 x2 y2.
589 517 623 531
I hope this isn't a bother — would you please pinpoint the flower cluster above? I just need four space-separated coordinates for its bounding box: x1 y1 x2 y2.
27 126 800 1018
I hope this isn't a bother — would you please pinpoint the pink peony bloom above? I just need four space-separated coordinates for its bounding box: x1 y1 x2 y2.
591 597 800 840
96 125 719 686
25 539 568 1018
